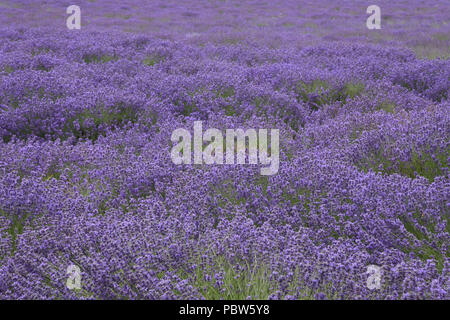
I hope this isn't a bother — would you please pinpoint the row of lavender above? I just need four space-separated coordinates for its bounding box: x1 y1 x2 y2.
0 0 449 299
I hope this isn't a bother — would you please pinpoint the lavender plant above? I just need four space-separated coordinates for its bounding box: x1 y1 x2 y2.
0 0 448 300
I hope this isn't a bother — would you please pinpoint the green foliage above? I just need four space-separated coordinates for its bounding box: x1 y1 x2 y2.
65 104 138 141
213 180 246 208
192 257 274 300
2 135 12 143
344 82 365 100
143 55 164 66
2 86 62 108
216 87 236 115
31 47 49 56
217 87 235 99
177 90 204 116
360 148 448 182
254 96 270 118
395 150 448 181
43 164 63 181
180 100 197 116
83 54 117 64
281 187 312 210
0 209 30 253
295 80 364 110
295 80 330 110
399 212 448 271
187 254 329 299
376 101 396 114
350 127 365 142
3 65 14 74
223 104 236 116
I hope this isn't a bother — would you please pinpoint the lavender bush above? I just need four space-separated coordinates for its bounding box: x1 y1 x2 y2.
0 0 448 299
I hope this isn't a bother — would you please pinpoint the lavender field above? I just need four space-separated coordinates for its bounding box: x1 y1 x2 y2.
0 0 449 300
